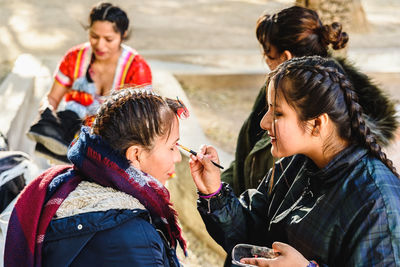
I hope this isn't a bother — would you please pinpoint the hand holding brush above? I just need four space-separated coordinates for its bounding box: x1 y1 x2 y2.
177 143 224 169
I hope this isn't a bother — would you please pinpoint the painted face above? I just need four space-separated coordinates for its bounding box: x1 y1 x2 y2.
260 81 310 158
89 21 123 60
138 117 182 185
265 44 286 71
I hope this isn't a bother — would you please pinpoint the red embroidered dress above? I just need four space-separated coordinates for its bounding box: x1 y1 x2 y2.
54 42 152 119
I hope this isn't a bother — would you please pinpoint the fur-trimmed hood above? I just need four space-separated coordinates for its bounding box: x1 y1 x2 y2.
335 57 398 146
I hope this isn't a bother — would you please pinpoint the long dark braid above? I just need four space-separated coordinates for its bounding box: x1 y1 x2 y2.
271 56 399 177
333 68 399 177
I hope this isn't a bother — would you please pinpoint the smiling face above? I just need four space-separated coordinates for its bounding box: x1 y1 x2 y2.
89 20 123 60
260 81 311 158
138 116 182 185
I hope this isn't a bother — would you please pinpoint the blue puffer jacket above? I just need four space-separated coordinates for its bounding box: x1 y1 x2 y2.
42 183 180 267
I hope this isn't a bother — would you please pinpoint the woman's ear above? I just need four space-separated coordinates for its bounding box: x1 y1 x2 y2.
311 113 329 136
282 50 293 61
126 145 142 169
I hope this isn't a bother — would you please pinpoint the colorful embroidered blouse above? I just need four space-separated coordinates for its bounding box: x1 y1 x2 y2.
54 42 152 118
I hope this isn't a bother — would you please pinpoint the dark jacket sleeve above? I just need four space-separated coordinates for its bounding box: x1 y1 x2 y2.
197 179 273 254
342 196 400 266
199 156 305 255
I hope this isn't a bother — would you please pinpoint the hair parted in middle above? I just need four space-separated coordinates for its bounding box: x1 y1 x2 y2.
89 2 130 39
268 56 398 177
92 87 186 156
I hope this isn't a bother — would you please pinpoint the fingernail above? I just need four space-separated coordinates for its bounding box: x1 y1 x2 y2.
198 153 204 160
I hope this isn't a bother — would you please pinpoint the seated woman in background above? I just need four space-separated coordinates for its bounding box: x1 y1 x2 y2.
190 56 400 266
27 2 152 163
5 88 187 267
222 6 398 196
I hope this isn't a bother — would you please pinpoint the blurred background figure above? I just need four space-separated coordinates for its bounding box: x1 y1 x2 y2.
26 2 152 164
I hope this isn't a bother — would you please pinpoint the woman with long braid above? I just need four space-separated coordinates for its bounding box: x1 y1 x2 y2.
223 6 398 196
189 56 400 266
5 88 187 266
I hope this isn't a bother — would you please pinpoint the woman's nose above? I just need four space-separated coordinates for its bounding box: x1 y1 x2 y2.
260 111 271 131
96 38 106 49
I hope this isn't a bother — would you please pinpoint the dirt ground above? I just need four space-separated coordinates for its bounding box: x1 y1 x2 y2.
1 0 399 266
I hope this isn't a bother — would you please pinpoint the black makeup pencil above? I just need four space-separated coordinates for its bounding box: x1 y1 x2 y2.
177 143 224 169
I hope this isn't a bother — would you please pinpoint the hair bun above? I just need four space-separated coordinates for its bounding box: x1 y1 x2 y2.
321 22 349 50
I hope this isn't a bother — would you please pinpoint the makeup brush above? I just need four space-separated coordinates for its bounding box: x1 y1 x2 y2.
177 143 224 169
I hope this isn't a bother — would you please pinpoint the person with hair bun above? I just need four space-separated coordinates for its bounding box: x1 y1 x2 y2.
6 88 187 266
190 56 400 266
222 5 398 196
27 2 152 163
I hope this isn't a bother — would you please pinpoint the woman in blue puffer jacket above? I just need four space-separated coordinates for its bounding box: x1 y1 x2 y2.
5 88 188 267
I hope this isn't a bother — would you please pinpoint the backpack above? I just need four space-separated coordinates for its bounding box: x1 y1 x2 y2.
0 147 30 212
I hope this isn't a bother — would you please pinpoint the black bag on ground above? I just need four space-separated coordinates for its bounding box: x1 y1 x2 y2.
0 151 30 213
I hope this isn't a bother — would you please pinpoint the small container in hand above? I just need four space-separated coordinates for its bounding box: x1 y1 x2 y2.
231 243 277 267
